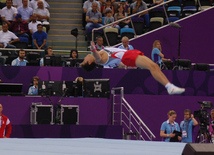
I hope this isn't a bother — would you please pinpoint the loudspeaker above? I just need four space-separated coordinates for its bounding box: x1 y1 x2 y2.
182 143 214 155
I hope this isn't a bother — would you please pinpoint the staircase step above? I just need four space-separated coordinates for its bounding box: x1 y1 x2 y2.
49 0 82 2
49 8 82 13
49 18 82 24
47 35 85 41
48 29 85 35
49 2 82 8
50 13 82 19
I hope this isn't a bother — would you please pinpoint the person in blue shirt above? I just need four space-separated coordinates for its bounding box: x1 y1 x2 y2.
118 36 134 50
160 110 181 142
151 40 171 68
11 49 28 66
28 76 39 95
180 109 198 143
33 24 47 49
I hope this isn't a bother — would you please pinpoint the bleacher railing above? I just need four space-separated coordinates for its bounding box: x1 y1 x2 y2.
92 0 175 46
111 87 156 141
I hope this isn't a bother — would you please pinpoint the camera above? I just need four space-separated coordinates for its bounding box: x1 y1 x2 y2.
194 101 213 133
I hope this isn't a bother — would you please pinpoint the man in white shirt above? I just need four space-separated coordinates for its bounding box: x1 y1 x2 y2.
30 0 47 10
0 22 20 49
28 13 41 35
33 0 50 32
11 49 28 66
13 0 29 8
1 0 17 26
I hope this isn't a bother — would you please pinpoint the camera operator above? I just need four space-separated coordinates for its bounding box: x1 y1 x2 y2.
180 109 198 143
160 110 181 142
209 109 214 143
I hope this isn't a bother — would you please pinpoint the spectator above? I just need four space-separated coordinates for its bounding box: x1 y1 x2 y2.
95 36 104 51
70 49 78 59
83 0 101 13
40 46 53 66
85 2 103 33
30 0 47 10
0 22 20 50
28 76 39 95
209 109 214 143
0 104 12 138
1 0 17 26
98 0 118 11
104 9 119 29
114 4 130 30
130 0 149 27
28 13 41 35
160 110 181 142
180 109 198 143
11 49 28 66
13 0 30 8
118 36 134 50
120 0 130 15
151 40 171 68
10 13 29 39
33 24 47 49
17 0 33 23
102 0 114 15
33 0 50 33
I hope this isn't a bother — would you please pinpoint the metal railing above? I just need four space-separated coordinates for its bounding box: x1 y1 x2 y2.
92 0 175 46
111 87 156 141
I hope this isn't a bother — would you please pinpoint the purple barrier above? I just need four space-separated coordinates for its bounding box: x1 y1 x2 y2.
128 8 214 64
1 66 214 96
10 125 123 139
0 96 108 125
124 94 214 141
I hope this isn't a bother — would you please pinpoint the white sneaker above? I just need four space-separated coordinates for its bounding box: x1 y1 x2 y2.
167 85 185 95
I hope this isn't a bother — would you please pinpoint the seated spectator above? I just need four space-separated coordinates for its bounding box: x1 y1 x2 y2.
10 13 29 39
102 0 114 15
85 2 103 33
13 0 30 8
17 0 33 23
33 0 50 33
82 0 101 28
95 36 104 51
83 0 101 13
70 49 78 59
28 14 41 35
120 0 130 15
118 36 134 50
30 0 47 10
28 76 39 95
33 24 47 49
114 4 130 30
151 40 171 68
130 0 149 27
1 0 17 26
11 49 28 66
98 0 118 11
0 22 19 51
104 9 119 29
40 46 53 66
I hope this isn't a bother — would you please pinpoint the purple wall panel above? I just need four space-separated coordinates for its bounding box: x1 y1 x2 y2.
1 66 214 96
129 8 214 64
0 96 108 125
11 125 123 139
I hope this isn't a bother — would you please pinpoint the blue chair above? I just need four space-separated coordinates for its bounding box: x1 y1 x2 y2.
165 17 179 24
181 6 197 18
102 17 105 25
120 28 135 39
167 6 181 15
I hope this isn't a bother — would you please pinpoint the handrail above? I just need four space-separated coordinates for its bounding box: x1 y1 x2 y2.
122 98 156 139
112 87 156 140
92 0 174 43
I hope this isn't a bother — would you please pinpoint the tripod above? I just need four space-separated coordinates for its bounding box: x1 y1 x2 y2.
195 124 211 143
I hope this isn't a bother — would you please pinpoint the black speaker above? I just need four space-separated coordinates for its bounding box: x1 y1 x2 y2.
194 63 210 71
182 143 214 155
